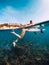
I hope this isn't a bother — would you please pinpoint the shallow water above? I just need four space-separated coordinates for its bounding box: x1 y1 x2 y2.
0 22 49 65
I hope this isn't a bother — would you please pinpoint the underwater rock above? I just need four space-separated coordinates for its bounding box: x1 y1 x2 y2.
35 57 42 61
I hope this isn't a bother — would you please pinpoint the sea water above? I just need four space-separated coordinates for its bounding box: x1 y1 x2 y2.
0 23 49 63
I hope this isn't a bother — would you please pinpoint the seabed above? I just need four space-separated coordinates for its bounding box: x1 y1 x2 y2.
0 44 49 65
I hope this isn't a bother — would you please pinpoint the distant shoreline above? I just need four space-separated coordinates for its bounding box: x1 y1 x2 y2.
0 21 33 30
0 23 24 30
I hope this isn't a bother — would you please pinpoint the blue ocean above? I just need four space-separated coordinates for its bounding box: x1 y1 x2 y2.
0 22 49 65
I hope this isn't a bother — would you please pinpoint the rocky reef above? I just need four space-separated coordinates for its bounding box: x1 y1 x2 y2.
0 44 49 65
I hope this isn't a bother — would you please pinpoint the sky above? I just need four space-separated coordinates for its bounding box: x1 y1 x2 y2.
0 0 49 24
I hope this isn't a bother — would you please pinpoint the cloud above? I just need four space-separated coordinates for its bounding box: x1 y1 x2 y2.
0 6 19 23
